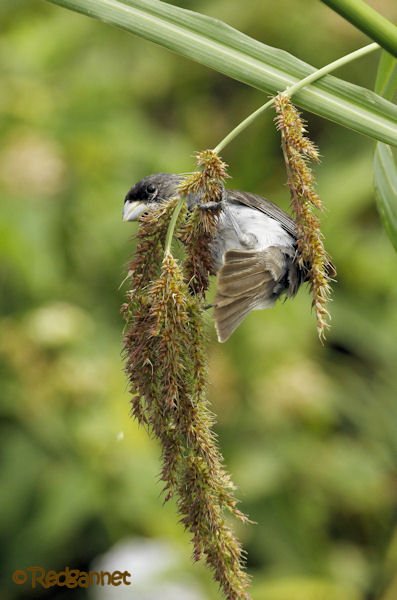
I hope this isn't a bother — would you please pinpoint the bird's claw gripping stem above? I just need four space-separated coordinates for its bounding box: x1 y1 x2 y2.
199 187 226 212
199 200 225 212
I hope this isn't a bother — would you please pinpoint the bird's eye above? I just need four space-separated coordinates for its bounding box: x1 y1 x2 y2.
146 183 156 194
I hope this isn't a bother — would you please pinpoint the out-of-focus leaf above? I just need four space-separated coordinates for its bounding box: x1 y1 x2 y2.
252 576 361 600
375 51 397 100
321 0 397 58
374 51 397 252
374 143 397 251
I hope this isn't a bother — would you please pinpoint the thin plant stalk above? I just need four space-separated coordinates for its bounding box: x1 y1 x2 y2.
167 43 379 255
214 42 379 154
164 196 185 255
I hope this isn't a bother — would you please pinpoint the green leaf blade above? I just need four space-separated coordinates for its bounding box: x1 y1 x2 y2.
374 143 397 251
375 51 397 100
47 0 397 146
373 50 397 252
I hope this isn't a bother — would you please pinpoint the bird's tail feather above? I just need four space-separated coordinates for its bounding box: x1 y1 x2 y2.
214 248 286 343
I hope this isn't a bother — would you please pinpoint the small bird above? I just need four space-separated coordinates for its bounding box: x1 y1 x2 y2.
123 173 306 342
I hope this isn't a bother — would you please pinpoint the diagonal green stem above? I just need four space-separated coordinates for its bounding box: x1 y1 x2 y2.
168 42 380 254
283 42 379 97
321 0 397 58
164 196 185 256
214 42 379 153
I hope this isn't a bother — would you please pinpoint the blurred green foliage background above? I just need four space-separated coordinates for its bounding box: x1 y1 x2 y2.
1 1 397 599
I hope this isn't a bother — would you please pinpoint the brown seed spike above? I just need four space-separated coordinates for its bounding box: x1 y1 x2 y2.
122 152 251 600
274 93 334 339
179 150 229 295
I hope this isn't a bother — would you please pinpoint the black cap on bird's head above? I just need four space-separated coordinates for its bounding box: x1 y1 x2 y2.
123 173 183 221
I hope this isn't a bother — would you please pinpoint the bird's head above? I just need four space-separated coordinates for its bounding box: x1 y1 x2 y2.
123 173 183 221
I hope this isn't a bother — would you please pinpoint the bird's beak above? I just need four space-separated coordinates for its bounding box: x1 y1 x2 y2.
123 201 147 222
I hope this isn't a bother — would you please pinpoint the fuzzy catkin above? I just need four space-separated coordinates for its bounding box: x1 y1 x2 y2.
122 150 251 600
274 94 333 339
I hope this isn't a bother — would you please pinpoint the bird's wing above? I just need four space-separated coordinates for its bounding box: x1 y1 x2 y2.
227 190 297 238
214 248 286 342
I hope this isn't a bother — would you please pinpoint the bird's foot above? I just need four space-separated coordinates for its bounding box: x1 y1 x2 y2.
199 200 225 212
199 187 226 212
